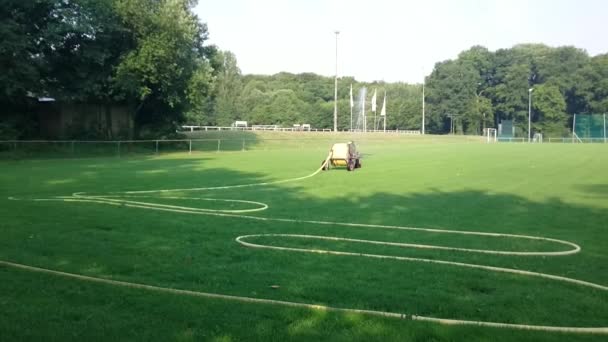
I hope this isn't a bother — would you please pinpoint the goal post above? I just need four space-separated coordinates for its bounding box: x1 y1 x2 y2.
484 128 497 143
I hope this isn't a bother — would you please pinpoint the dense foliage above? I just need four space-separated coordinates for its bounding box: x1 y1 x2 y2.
1 1 607 138
426 45 608 135
195 71 424 132
1 0 215 139
194 44 608 136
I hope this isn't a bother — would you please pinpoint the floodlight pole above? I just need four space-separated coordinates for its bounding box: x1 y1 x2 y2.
528 88 534 142
333 31 340 133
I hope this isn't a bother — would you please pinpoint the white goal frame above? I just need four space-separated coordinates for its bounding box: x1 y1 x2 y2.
485 128 497 143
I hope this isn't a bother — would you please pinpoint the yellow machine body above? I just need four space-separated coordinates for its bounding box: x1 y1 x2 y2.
322 142 362 171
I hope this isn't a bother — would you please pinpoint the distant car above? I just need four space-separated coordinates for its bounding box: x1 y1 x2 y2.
322 141 362 171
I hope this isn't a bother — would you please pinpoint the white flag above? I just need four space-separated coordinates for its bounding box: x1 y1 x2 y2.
350 84 354 108
381 94 386 116
371 89 377 112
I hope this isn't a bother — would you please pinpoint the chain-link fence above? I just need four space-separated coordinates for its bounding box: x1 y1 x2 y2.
1 135 492 159
0 138 327 158
573 114 607 142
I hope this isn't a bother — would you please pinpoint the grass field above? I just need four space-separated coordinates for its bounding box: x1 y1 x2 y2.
1 134 607 341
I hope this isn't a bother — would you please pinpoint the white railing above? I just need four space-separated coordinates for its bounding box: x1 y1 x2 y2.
348 129 421 135
546 137 607 143
497 137 526 143
181 125 332 132
181 125 422 135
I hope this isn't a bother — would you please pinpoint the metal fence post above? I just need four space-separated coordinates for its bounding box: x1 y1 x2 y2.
189 140 192 154
217 139 221 152
155 140 159 154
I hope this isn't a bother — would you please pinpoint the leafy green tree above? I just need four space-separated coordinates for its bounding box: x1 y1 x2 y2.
532 84 568 136
44 0 135 138
184 59 215 125
0 0 56 103
474 95 494 133
574 54 608 114
213 51 243 126
113 0 213 133
426 60 479 133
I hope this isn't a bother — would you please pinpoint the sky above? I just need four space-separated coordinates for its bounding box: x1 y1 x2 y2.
195 0 607 83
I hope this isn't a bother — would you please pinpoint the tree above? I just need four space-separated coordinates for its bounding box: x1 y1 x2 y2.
532 84 568 136
474 95 494 133
426 60 479 133
213 51 243 126
44 0 136 138
113 0 214 134
0 1 55 103
574 54 608 114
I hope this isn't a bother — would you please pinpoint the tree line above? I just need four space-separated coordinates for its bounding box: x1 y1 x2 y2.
196 43 608 137
425 45 608 136
2 1 607 139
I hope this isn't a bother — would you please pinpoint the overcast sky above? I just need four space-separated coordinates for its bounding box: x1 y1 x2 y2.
195 0 607 83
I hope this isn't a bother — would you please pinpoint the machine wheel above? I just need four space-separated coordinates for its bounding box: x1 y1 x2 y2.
355 159 361 168
321 160 328 170
347 159 355 171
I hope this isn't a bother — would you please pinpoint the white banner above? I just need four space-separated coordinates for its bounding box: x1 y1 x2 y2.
371 89 377 112
381 94 386 116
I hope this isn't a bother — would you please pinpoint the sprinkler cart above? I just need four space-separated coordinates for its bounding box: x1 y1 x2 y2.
322 141 362 171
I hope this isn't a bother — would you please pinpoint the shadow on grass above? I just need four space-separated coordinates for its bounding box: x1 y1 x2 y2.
1 160 607 341
578 184 608 198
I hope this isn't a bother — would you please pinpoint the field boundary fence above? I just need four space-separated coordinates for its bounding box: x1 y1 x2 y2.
1 134 604 159
0 138 381 158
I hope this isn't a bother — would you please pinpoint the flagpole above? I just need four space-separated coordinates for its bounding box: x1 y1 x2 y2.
373 108 377 132
362 93 366 132
350 103 353 132
383 91 387 132
371 89 377 132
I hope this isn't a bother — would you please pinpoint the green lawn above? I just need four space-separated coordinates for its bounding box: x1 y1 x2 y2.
1 136 607 341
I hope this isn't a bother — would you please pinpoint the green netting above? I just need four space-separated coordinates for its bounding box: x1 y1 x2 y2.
499 120 514 138
574 114 606 139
